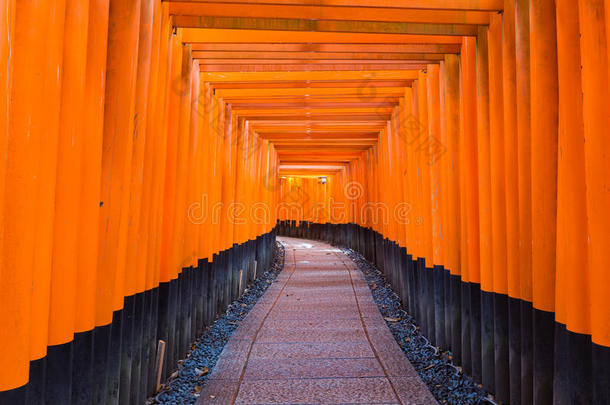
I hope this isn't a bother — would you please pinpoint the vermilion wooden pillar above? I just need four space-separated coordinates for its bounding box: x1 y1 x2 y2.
515 0 534 401
502 1 521 402
83 1 111 404
46 0 89 403
529 0 559 403
160 29 184 286
28 3 65 402
476 24 493 393
96 0 141 402
442 54 462 366
489 12 510 404
1 0 42 397
554 1 591 403
578 1 610 403
459 36 480 377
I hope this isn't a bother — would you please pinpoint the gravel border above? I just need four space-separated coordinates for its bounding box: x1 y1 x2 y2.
340 247 494 405
149 240 493 404
149 241 285 405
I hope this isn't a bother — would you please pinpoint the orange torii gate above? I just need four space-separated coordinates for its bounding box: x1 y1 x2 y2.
0 1 609 404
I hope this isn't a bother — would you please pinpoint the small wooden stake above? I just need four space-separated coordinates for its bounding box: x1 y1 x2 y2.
254 260 258 279
155 339 167 393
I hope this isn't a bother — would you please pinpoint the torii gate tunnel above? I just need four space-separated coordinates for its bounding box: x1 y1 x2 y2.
0 0 609 404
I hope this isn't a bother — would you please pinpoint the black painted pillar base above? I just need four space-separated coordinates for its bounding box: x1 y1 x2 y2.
92 324 111 405
553 322 570 405
119 294 135 405
107 310 123 403
443 267 452 352
0 385 26 405
592 341 610 404
45 342 74 404
520 300 533 405
567 329 592 404
481 290 495 393
508 296 522 405
533 308 554 404
494 293 510 404
459 282 471 375
425 265 435 344
406 254 415 317
130 291 145 405
71 330 94 405
415 258 426 337
469 283 482 383
25 357 45 405
449 273 462 365
433 265 444 348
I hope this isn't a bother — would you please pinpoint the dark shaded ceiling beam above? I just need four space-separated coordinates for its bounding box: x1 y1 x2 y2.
175 16 479 36
182 29 464 44
199 63 431 71
193 51 446 60
190 43 461 53
168 2 490 24
165 0 503 12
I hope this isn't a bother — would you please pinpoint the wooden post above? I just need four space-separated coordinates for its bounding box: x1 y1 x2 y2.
476 25 494 392
1 0 42 392
155 340 167 393
515 0 534 401
555 1 590 403
529 0 559 402
578 1 610 403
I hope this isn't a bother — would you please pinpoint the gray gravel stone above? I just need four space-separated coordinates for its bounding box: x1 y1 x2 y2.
149 242 285 405
341 247 493 405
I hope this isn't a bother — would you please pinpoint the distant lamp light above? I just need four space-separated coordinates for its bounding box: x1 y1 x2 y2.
318 177 327 184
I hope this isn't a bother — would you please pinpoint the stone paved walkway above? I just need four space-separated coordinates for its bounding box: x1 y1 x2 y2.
197 237 437 404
